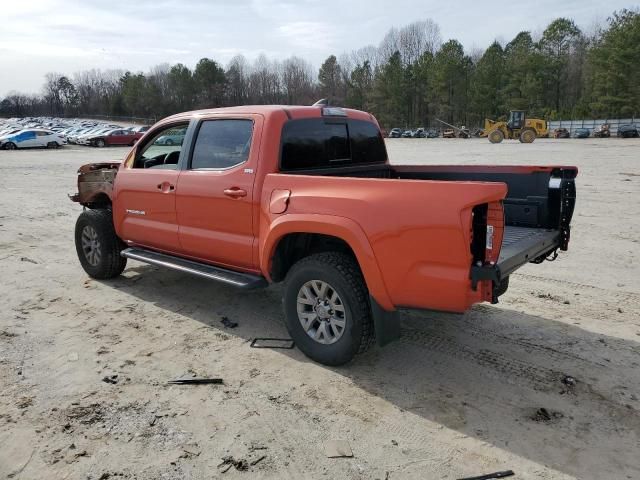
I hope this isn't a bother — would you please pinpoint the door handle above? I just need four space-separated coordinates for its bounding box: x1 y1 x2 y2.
223 188 247 198
157 182 175 193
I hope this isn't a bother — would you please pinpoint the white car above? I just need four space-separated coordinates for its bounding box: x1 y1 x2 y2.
76 127 112 145
0 129 66 150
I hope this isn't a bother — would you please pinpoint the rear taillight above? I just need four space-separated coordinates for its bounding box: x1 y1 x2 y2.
485 201 504 264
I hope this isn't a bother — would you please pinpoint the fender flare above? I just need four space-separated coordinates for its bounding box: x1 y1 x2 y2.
260 214 394 311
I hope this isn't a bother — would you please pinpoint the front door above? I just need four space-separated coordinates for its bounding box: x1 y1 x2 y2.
112 122 191 253
176 116 262 270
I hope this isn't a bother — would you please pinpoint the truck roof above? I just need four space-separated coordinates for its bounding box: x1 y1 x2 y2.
162 105 376 123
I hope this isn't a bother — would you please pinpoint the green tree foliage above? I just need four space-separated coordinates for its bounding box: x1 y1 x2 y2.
586 9 640 117
432 40 472 124
318 55 344 103
370 52 407 127
471 42 505 120
193 58 226 108
539 18 582 113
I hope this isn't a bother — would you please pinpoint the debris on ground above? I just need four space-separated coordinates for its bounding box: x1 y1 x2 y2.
218 455 249 473
324 440 353 458
19 256 38 264
167 378 223 385
457 470 515 480
562 375 577 387
16 396 33 409
220 316 238 328
101 375 118 385
250 455 266 466
530 407 564 423
250 338 295 349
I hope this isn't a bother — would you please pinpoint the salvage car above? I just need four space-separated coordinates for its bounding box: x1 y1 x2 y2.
388 128 402 138
617 124 639 138
1 129 65 149
593 123 610 138
88 129 143 147
553 128 570 139
154 130 185 145
574 128 590 138
70 105 578 366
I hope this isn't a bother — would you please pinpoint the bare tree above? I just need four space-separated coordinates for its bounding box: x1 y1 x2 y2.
281 56 314 104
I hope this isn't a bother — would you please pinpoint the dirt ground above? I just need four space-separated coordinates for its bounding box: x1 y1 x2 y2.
1 138 639 480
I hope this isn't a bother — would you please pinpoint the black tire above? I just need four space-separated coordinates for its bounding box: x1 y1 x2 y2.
283 252 374 366
74 209 127 279
488 129 504 144
4 142 17 150
519 128 536 143
46 141 58 149
495 276 510 298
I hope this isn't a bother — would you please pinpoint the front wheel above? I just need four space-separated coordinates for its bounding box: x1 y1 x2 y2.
283 252 374 366
75 209 127 279
95 139 106 148
488 129 504 144
4 142 17 150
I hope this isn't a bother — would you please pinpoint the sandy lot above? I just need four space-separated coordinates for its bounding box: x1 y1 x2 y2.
1 138 639 480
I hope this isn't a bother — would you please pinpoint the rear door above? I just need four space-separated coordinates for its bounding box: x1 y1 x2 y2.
112 122 192 253
175 116 262 270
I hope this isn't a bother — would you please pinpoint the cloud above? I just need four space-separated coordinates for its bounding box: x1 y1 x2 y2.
277 21 337 51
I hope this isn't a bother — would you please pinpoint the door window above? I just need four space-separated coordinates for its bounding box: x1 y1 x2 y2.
133 123 189 169
190 120 253 170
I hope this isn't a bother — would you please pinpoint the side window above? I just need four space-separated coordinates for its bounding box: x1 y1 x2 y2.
280 118 387 171
190 120 253 170
134 123 189 169
281 119 349 170
349 120 386 164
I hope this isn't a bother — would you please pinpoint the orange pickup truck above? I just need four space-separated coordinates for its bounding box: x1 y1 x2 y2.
71 105 577 365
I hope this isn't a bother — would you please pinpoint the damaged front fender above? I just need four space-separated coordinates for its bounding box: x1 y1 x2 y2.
69 162 121 206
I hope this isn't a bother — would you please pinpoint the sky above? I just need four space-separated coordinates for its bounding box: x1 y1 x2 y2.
0 0 634 96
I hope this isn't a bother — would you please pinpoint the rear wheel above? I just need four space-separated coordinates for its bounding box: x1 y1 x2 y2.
75 209 127 279
519 128 536 143
46 141 58 149
488 129 504 144
283 252 374 366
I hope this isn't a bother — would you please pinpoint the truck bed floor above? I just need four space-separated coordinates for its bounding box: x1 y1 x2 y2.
498 226 560 276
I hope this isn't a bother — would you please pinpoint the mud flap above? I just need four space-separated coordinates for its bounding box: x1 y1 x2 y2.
370 296 401 346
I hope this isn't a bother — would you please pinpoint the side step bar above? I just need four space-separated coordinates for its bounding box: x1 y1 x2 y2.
121 248 268 289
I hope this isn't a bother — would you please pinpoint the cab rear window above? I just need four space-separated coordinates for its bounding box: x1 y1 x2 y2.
280 118 387 171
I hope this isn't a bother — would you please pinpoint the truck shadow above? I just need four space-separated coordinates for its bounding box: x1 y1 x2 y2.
106 265 640 479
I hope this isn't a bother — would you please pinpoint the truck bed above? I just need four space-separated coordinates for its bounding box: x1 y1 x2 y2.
284 163 577 286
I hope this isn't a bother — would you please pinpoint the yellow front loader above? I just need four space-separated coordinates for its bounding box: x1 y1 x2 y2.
481 111 548 143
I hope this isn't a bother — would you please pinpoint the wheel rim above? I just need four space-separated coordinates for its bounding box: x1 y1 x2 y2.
81 225 101 266
297 280 346 345
6 143 16 150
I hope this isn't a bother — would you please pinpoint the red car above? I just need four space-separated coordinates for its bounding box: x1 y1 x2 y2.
88 129 143 147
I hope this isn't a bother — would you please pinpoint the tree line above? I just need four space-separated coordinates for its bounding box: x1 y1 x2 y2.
1 9 638 129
